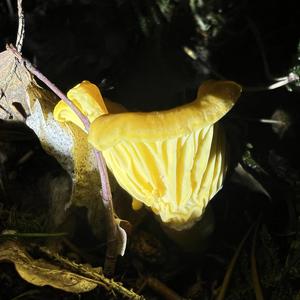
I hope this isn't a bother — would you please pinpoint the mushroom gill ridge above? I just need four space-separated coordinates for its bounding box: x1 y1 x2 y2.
99 122 226 230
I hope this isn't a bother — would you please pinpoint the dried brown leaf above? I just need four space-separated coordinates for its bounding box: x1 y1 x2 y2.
25 83 106 238
0 49 32 120
0 241 97 293
1 53 124 246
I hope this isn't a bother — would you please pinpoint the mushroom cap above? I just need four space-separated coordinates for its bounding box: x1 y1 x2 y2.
53 80 126 130
88 80 241 150
88 80 241 230
53 80 108 131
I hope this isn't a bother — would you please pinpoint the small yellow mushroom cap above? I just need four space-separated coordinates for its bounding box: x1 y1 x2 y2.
53 80 108 131
88 80 242 230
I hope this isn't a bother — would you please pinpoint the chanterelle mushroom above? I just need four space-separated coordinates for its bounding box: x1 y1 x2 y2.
88 80 241 230
53 80 108 131
54 80 241 231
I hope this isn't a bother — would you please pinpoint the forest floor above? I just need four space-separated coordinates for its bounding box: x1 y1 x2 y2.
1 0 300 299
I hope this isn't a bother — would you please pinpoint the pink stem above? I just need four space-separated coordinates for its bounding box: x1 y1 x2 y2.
94 150 118 275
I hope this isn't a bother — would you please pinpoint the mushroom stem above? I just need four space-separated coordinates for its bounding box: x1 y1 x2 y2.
7 44 118 276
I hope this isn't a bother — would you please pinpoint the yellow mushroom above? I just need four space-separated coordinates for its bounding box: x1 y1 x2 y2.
87 80 242 230
54 80 241 230
54 80 126 130
53 80 108 131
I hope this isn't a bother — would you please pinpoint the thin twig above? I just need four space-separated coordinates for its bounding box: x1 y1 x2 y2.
0 232 67 238
10 289 41 300
94 150 118 276
243 75 298 92
40 246 145 300
229 115 286 125
215 221 257 300
16 0 25 53
247 18 275 82
6 44 119 276
251 219 265 300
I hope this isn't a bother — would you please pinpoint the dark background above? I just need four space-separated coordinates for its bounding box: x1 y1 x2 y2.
1 0 300 299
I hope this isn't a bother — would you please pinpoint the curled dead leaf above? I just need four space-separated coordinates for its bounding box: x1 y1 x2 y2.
0 52 107 238
25 83 107 238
